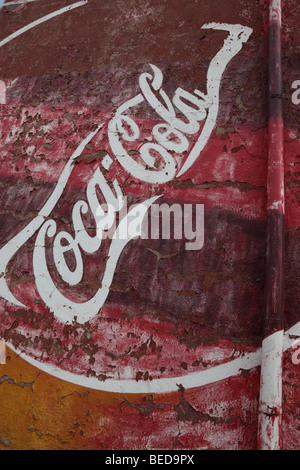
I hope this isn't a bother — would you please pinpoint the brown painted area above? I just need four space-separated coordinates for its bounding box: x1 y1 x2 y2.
111 205 266 338
0 0 263 80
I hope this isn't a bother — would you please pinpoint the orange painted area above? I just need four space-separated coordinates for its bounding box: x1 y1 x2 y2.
0 346 135 449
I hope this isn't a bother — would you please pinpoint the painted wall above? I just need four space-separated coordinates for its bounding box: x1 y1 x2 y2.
0 0 299 450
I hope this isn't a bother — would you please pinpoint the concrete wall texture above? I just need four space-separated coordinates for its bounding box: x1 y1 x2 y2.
0 0 299 450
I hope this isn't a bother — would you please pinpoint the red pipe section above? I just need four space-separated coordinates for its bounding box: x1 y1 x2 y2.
257 0 284 450
265 0 284 335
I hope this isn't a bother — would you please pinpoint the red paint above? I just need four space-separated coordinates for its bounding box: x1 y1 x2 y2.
0 0 299 451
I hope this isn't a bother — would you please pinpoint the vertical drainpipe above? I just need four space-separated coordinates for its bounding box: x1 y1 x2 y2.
257 0 284 451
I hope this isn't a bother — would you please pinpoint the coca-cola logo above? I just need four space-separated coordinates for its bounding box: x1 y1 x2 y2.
3 8 289 394
0 22 253 321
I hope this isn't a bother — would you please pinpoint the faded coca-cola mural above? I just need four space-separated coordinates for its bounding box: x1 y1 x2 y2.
0 0 299 451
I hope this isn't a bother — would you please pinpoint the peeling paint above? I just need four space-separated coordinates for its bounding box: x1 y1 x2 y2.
0 0 299 451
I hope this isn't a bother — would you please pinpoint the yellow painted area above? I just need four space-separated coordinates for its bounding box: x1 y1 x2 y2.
0 346 181 450
0 346 127 449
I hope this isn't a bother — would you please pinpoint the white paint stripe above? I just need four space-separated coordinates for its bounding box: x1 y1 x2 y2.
259 330 283 410
269 0 282 26
4 0 43 6
5 341 262 394
0 322 300 393
258 329 283 450
0 0 87 49
3 322 300 394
